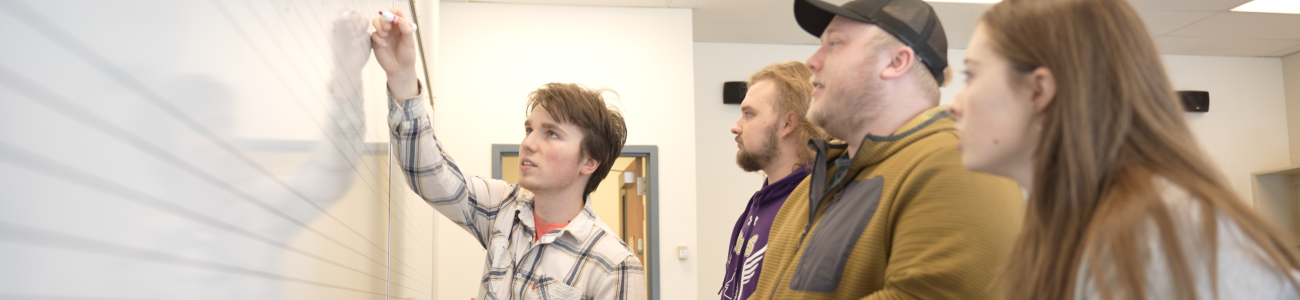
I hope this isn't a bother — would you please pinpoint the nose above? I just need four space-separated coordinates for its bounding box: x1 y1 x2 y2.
947 98 963 121
731 118 742 135
520 131 539 155
806 46 826 74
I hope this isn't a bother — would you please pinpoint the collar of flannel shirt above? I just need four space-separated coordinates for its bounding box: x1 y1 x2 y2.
517 194 600 246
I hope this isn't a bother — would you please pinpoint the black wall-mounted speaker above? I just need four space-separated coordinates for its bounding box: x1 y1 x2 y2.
723 81 747 104
1178 90 1209 112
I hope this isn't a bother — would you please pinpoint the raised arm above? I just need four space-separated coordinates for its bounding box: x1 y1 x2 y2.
375 9 517 248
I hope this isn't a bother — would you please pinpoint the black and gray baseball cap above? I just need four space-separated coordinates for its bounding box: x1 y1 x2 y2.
795 0 949 85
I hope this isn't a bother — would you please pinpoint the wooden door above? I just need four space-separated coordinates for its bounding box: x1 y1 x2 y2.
621 157 647 266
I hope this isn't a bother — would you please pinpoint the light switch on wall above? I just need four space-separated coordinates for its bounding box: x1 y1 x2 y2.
678 246 688 260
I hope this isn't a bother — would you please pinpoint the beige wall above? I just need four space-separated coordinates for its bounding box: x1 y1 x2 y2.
1165 54 1293 201
1284 51 1300 167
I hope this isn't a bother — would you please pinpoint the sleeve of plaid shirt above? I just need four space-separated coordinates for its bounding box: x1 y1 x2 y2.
388 84 516 249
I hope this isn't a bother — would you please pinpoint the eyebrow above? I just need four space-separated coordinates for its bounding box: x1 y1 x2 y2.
537 121 565 135
525 117 568 135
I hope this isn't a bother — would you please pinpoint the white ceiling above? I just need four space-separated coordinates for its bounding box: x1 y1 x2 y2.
441 0 1300 57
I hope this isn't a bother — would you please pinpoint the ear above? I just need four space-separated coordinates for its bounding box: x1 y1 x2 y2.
780 111 799 138
879 46 915 80
578 155 600 176
1028 66 1056 113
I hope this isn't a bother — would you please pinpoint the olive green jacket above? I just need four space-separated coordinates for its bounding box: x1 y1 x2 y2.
750 107 1025 300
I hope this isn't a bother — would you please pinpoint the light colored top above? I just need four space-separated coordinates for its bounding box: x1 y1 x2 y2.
387 86 645 300
1075 177 1299 300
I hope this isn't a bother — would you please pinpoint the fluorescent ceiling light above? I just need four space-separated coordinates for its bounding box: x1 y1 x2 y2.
924 0 1001 3
1232 0 1300 14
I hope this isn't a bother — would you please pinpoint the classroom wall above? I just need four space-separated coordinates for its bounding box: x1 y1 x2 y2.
693 42 1293 299
435 3 696 300
1164 54 1293 200
1284 51 1300 167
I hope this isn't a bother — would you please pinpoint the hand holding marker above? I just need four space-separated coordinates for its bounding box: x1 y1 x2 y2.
379 10 415 32
371 8 419 100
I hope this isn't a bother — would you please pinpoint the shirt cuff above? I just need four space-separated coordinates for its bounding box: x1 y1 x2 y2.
388 80 428 125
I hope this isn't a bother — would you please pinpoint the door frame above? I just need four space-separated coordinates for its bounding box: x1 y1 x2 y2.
491 144 661 300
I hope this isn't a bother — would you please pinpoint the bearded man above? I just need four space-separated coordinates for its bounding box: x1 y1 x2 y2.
718 61 827 300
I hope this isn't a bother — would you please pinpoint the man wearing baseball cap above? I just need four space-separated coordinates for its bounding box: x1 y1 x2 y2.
747 0 1024 299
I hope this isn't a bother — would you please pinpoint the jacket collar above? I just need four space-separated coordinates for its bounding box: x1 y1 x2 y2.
803 106 953 229
852 106 951 168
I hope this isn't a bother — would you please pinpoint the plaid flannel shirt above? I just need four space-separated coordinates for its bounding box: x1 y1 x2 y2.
388 87 646 300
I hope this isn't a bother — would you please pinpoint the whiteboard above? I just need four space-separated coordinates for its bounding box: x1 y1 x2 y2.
0 1 433 299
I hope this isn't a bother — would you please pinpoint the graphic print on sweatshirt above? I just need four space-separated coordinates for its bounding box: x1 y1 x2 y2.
722 216 767 300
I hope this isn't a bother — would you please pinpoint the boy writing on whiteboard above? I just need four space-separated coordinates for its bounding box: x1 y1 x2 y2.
369 9 646 300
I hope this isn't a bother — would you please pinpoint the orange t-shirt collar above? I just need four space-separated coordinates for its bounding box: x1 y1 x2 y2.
533 214 570 243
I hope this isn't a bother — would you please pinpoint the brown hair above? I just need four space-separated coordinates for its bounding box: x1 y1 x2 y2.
526 82 628 197
983 0 1300 299
748 61 828 166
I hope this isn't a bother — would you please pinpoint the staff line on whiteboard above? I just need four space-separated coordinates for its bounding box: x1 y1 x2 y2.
0 65 430 292
0 219 419 298
226 0 439 277
0 138 422 290
226 0 436 255
0 0 436 291
0 1 408 271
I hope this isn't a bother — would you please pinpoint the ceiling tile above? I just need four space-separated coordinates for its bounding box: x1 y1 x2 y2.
1138 10 1216 35
694 22 820 44
1126 0 1249 11
685 0 814 44
1166 12 1300 40
457 0 1300 57
689 0 794 25
1155 36 1299 56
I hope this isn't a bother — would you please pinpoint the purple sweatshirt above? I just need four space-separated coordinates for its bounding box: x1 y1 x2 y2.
719 166 809 300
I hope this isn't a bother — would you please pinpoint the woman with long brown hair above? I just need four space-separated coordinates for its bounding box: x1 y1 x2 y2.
946 0 1300 299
